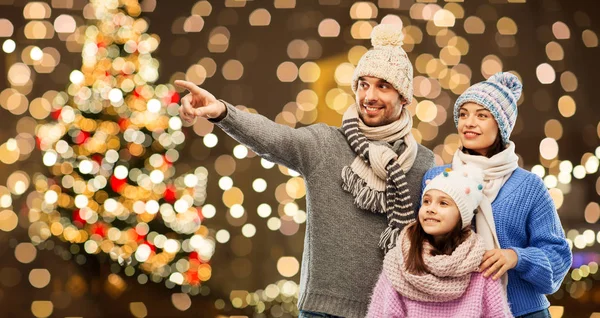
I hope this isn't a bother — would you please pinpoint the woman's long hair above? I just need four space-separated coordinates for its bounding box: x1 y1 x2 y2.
405 216 472 275
463 129 504 158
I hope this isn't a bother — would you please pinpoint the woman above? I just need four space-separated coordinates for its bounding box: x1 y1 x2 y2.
422 72 572 318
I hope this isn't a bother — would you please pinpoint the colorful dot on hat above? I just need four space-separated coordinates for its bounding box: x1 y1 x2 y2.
425 179 431 185
443 171 449 177
477 184 483 190
445 168 452 172
465 187 471 194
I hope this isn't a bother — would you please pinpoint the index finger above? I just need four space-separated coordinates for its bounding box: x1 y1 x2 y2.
174 80 204 95
481 250 496 262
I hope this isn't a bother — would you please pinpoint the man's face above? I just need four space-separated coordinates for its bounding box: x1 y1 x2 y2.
355 76 405 127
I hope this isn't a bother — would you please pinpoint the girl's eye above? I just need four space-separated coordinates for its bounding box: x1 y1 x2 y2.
459 112 467 118
478 113 488 118
440 201 448 206
422 199 430 204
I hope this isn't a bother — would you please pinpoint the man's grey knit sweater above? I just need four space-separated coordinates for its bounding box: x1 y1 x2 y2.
215 102 435 317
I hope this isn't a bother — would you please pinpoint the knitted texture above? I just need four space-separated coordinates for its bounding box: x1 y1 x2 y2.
352 23 414 103
341 105 418 253
367 271 513 318
453 72 522 144
215 101 435 318
422 165 572 317
423 166 485 229
383 228 486 302
452 143 519 256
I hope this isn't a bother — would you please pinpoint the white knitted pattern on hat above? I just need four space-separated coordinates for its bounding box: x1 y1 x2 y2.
352 23 414 103
383 227 486 302
422 166 485 229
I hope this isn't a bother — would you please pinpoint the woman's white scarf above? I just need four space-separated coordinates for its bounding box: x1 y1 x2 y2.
452 142 519 288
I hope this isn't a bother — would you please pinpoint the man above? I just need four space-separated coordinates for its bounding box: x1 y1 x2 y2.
177 23 434 318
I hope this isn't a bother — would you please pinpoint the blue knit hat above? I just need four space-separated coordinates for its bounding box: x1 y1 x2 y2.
453 72 523 144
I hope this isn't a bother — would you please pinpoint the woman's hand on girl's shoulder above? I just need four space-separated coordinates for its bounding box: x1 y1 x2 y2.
478 248 518 280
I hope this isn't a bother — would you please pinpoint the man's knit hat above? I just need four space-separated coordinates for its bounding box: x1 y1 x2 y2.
453 72 523 144
351 22 413 103
423 166 485 229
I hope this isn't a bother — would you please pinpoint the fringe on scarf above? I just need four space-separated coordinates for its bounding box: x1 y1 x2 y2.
341 166 386 213
379 226 401 254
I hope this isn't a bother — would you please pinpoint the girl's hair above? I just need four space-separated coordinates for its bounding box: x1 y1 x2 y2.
463 128 505 158
405 213 472 275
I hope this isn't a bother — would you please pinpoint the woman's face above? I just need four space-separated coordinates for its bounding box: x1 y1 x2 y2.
457 102 500 156
419 189 461 239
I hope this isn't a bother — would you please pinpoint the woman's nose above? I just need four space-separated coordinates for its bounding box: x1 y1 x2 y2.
465 114 476 127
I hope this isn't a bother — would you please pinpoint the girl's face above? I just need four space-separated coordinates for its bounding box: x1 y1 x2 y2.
457 102 500 156
419 189 461 240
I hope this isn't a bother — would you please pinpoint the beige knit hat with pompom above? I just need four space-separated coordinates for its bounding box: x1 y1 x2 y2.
351 22 414 103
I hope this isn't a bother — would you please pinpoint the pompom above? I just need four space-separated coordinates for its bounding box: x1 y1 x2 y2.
465 187 471 194
487 72 523 101
461 166 484 185
442 171 449 177
425 179 431 185
477 184 483 191
371 23 405 47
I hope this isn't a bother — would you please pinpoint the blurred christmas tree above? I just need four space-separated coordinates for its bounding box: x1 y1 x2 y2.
29 0 215 294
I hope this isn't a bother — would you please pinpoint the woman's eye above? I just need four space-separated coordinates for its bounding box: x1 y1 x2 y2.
459 112 467 118
478 113 488 118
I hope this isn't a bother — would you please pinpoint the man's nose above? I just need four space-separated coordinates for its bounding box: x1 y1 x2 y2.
365 87 378 103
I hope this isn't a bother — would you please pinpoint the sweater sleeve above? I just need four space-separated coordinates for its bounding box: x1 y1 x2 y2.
367 273 406 318
509 174 573 294
212 101 325 177
482 275 514 317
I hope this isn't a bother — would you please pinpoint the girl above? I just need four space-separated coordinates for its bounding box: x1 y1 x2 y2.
367 166 512 317
422 72 572 317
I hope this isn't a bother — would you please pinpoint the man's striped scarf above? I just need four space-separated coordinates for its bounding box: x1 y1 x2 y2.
341 105 418 254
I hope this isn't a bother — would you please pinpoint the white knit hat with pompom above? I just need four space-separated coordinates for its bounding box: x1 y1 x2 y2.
423 166 485 229
351 22 413 103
